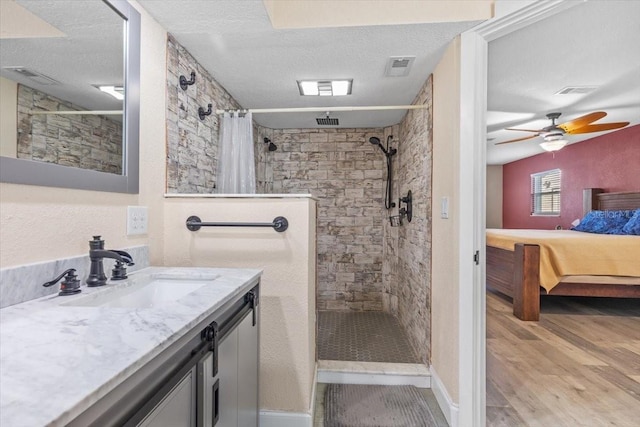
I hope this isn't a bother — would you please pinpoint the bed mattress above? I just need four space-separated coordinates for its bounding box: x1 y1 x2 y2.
486 229 640 292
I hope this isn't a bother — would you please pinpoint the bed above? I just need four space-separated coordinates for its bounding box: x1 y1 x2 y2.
486 188 640 321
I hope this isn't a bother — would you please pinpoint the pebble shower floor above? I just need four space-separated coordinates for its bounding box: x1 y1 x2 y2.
317 311 420 363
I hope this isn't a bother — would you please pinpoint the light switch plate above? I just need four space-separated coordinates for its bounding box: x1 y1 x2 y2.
441 197 449 219
127 206 148 235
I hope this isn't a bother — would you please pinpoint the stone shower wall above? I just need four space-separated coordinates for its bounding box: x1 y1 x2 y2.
166 34 242 193
162 33 433 359
254 125 274 193
383 76 433 363
262 128 387 310
17 85 123 174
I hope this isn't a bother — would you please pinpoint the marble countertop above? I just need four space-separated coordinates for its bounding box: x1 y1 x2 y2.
0 266 261 427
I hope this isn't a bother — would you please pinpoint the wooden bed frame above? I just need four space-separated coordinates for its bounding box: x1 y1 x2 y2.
486 188 640 321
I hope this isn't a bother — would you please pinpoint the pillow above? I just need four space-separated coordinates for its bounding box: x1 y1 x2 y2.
571 209 634 235
622 209 640 235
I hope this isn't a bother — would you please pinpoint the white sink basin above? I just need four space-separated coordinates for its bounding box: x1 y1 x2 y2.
63 273 219 308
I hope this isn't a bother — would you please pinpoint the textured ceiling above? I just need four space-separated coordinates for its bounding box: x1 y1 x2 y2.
5 1 635 166
487 0 640 165
0 0 124 111
136 0 483 129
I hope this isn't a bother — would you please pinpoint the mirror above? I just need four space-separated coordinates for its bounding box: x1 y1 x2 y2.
0 0 140 193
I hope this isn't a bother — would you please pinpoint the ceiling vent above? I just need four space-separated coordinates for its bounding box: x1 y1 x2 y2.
554 86 598 95
385 56 415 77
316 116 339 126
2 67 59 85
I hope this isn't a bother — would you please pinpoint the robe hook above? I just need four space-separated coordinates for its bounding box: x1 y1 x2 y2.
198 103 213 120
179 71 196 90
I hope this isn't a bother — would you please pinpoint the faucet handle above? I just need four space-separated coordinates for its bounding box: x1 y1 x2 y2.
42 269 82 296
111 250 134 280
111 261 130 281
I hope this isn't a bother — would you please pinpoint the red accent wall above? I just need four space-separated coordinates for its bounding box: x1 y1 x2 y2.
502 124 640 230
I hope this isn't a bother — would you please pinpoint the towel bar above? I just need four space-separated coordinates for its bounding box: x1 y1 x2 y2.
186 216 288 232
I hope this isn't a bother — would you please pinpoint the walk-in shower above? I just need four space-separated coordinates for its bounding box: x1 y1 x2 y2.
369 136 397 209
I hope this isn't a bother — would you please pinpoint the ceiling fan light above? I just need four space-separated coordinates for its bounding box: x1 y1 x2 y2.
539 139 568 152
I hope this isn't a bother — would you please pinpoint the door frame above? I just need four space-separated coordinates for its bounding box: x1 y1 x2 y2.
458 1 581 425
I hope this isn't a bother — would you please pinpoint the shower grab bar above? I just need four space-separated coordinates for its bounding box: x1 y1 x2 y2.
186 215 289 232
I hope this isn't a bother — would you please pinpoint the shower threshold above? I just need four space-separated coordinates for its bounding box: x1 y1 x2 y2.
317 311 429 388
317 360 430 388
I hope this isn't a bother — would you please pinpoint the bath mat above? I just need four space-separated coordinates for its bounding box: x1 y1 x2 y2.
324 384 438 427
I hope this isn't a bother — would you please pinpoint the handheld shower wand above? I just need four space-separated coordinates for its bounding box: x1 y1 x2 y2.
369 136 397 209
368 136 397 157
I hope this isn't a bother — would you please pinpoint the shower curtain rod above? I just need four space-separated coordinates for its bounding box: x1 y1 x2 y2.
215 105 427 115
30 110 123 115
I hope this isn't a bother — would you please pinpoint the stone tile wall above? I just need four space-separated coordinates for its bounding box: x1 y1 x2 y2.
261 128 387 310
255 125 274 193
166 34 242 193
382 76 433 363
17 85 123 174
162 34 433 361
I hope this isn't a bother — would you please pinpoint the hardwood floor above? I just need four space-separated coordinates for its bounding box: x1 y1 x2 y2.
486 290 640 427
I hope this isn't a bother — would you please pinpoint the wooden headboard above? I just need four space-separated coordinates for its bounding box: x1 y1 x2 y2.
583 188 640 214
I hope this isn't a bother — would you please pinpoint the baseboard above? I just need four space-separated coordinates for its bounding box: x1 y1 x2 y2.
310 362 318 421
430 365 459 427
259 410 313 427
260 363 317 427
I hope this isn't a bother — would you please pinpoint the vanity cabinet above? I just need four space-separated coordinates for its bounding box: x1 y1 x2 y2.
67 284 259 427
200 299 259 427
138 369 196 427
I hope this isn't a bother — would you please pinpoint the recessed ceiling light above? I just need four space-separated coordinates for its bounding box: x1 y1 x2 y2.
297 80 352 96
96 85 124 100
554 86 598 95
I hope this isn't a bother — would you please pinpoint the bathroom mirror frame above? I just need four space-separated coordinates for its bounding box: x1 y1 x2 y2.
0 0 141 194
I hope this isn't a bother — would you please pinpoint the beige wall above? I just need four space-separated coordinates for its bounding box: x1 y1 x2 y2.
0 1 167 269
486 165 503 228
163 197 317 414
0 76 17 158
431 37 461 402
133 0 168 265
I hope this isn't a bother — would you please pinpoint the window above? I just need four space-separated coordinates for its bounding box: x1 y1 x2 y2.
531 169 561 215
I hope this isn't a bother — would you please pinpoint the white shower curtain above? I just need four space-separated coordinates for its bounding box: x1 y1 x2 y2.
217 111 256 193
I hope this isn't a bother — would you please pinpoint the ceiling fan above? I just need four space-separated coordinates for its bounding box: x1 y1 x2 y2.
496 111 630 151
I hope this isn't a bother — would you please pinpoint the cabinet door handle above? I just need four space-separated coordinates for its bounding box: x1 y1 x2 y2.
212 379 220 426
246 291 258 326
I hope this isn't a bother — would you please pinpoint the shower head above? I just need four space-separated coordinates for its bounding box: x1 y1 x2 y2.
264 137 277 152
368 136 396 157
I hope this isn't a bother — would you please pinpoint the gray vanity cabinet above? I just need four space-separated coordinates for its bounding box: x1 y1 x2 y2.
203 305 259 427
138 369 196 427
216 329 239 426
237 307 259 427
66 284 259 427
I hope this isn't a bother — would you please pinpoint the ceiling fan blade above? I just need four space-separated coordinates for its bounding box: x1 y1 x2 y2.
495 134 539 145
504 127 543 133
557 111 607 132
565 122 630 134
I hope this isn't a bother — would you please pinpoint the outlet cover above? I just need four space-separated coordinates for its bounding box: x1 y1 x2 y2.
127 206 148 235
